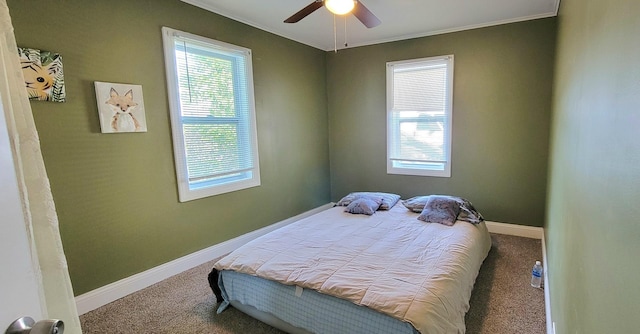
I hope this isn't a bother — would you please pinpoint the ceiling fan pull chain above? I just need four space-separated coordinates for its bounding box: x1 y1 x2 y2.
344 16 348 47
333 13 337 53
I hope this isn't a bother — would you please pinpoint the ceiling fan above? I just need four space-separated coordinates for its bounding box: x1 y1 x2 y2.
284 0 381 28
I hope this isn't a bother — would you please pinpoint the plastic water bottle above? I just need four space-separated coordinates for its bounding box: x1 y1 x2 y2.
531 261 543 288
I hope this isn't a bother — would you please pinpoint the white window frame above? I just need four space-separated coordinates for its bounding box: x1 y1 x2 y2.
162 27 260 202
386 55 454 177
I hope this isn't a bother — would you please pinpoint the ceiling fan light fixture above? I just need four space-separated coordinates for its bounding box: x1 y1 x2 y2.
325 0 356 15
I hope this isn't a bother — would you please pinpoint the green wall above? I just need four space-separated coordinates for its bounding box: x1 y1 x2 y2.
547 0 640 332
7 0 330 295
327 18 556 227
11 1 639 329
7 0 560 298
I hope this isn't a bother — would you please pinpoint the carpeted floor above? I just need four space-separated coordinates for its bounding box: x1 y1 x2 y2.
80 233 545 333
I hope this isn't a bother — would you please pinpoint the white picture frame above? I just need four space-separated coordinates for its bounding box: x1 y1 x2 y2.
95 81 147 133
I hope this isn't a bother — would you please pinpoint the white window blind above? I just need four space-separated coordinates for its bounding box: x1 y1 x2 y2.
387 55 453 177
162 27 260 201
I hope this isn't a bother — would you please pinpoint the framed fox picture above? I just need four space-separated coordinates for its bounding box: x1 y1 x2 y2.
95 82 147 133
18 47 66 102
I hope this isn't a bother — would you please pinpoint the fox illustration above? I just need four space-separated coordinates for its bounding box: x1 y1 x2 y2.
105 88 141 132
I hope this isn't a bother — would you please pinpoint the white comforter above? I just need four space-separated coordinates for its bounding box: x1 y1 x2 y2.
214 204 492 334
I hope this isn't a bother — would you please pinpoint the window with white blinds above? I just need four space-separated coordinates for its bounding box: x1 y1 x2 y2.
386 55 453 177
162 27 260 201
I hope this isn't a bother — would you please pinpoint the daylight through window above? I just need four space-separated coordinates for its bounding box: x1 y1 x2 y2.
162 27 260 201
386 55 454 177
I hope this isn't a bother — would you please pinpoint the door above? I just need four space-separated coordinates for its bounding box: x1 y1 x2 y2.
0 99 45 329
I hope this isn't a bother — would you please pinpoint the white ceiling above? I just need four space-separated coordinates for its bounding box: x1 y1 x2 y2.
181 0 559 51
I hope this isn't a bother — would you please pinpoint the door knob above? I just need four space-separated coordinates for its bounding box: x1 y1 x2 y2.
5 317 64 334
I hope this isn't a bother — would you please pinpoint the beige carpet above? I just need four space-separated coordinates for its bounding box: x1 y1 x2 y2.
80 233 545 333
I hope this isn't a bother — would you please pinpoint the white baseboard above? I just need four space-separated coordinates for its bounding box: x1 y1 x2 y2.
542 232 553 334
75 203 334 315
485 221 543 239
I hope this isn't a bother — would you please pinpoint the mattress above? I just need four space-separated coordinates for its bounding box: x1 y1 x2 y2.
212 203 491 333
219 270 418 334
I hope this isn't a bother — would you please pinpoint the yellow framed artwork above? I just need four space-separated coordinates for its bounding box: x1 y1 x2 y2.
18 47 66 102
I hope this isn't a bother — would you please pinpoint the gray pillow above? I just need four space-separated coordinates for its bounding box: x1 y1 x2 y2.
344 197 382 215
402 195 431 213
403 195 484 224
337 192 401 210
417 195 461 226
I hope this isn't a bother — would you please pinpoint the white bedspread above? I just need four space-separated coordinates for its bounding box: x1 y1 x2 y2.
214 204 492 334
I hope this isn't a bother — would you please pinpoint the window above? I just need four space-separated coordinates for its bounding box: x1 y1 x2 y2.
386 55 454 177
162 27 260 202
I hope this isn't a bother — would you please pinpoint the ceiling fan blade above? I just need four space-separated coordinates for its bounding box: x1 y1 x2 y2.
352 0 381 28
284 1 324 23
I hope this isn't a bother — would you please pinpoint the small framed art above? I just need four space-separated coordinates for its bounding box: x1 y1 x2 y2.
18 47 66 102
95 81 147 133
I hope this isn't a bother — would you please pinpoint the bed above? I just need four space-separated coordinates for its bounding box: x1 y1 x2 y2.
209 193 491 334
